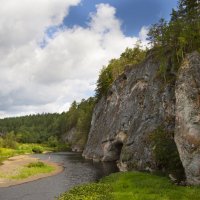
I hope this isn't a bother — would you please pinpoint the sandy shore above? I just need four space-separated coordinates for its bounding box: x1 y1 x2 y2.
0 155 63 187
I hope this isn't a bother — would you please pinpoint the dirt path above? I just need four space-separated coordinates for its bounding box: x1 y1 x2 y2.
0 155 63 187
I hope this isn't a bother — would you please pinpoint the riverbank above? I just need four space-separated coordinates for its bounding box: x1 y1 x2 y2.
0 155 63 187
58 171 200 200
0 144 54 165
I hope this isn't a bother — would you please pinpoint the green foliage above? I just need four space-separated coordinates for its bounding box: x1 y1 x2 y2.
47 136 59 147
0 148 18 164
95 66 113 99
0 137 4 148
0 97 95 149
148 0 200 77
58 172 200 200
32 145 44 153
16 143 50 153
64 98 95 147
96 45 146 99
47 137 70 151
58 183 113 200
0 113 62 144
2 131 18 149
0 143 56 165
27 161 45 168
149 127 185 180
54 142 71 152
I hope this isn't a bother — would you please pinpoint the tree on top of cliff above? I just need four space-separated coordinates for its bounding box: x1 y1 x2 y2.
148 0 200 76
96 0 200 99
95 45 146 99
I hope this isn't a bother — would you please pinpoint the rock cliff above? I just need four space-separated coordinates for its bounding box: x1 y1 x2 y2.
83 54 176 171
175 52 200 185
83 51 200 185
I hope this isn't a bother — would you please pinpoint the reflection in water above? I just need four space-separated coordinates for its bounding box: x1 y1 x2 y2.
0 152 118 200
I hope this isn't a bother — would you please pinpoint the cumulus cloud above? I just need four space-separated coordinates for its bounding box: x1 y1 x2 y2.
0 2 148 118
0 0 80 49
138 26 150 47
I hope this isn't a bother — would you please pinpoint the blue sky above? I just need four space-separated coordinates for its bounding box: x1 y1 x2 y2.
63 0 177 36
0 0 178 117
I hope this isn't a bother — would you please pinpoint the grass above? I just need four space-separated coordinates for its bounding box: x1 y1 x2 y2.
58 172 200 200
58 183 113 200
11 161 54 180
0 161 54 180
0 148 19 164
0 143 53 165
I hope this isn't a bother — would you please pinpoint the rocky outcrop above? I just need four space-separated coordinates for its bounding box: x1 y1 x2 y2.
83 54 176 171
63 128 86 152
83 51 200 184
175 52 200 185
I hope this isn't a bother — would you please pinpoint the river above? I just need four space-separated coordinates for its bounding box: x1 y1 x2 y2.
0 152 118 200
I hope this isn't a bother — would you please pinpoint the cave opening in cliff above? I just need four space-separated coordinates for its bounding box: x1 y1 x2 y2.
113 141 123 161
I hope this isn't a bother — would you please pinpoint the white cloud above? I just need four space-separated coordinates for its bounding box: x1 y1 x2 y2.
0 0 80 49
139 26 149 41
0 2 148 118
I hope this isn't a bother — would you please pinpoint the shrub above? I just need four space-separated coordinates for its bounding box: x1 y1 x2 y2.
149 127 185 180
0 137 4 148
32 145 44 153
27 161 45 168
3 132 18 149
47 136 59 147
17 144 33 152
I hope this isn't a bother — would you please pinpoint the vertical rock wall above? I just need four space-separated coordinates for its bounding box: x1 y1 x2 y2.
83 51 200 185
175 52 200 185
83 55 175 171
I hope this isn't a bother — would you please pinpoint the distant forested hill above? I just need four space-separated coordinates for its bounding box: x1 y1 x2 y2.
0 97 95 144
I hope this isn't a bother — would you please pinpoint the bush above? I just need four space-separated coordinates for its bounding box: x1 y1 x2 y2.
149 127 185 180
17 144 33 152
27 161 45 168
47 136 59 147
55 142 71 152
32 145 44 153
3 132 18 149
0 137 4 148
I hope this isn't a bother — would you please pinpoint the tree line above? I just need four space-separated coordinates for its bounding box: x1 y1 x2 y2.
0 98 95 145
148 0 200 81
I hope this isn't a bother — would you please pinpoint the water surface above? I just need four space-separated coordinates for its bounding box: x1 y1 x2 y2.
0 152 118 200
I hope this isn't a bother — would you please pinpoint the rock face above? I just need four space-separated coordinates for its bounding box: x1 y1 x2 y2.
63 128 86 152
83 54 176 171
175 52 200 185
83 51 200 184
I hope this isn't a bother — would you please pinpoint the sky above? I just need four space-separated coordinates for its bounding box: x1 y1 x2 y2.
0 0 177 118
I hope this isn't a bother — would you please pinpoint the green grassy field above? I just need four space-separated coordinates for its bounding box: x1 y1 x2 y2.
58 172 200 200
